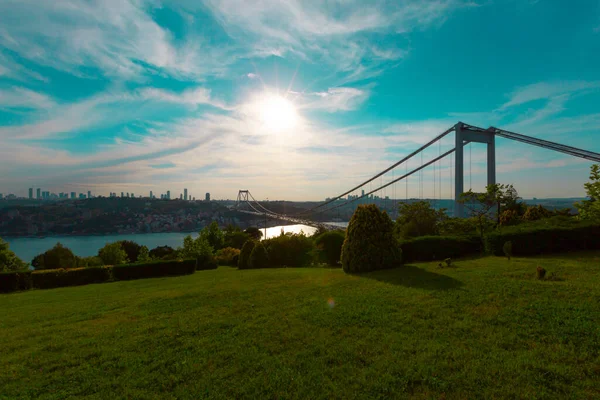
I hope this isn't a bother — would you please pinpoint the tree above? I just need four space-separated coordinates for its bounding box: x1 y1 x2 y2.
0 238 26 272
116 240 142 263
522 205 551 221
137 246 151 262
575 164 600 221
149 245 177 260
98 242 129 265
33 242 77 270
459 184 507 244
178 235 213 260
238 240 255 269
341 204 402 273
224 230 250 249
199 221 225 251
395 201 447 239
244 227 263 240
314 230 345 266
248 242 269 269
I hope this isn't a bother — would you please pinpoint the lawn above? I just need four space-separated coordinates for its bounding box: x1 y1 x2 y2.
1 254 599 399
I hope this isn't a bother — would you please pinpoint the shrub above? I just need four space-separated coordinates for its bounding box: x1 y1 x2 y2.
499 210 520 226
178 235 213 260
400 235 481 263
503 241 513 260
98 242 129 265
264 233 315 268
485 221 600 256
0 238 27 272
314 230 345 266
196 253 218 270
200 221 225 251
149 245 177 260
0 270 32 293
31 267 111 289
244 227 263 240
536 266 547 280
248 242 269 269
232 254 239 266
224 230 250 249
112 259 196 281
33 242 77 270
215 247 241 266
76 256 104 268
522 205 552 221
341 204 402 273
238 240 255 269
116 240 142 263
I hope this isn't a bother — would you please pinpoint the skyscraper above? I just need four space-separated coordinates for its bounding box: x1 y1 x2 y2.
71 192 76 199
167 190 170 200
150 191 153 199
87 191 91 199
29 188 33 199
36 188 41 199
180 193 183 200
184 188 188 201
205 192 210 201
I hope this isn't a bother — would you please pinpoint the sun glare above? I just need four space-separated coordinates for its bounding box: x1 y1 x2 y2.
258 94 298 132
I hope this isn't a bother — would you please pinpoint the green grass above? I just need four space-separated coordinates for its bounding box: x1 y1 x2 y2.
2 254 600 399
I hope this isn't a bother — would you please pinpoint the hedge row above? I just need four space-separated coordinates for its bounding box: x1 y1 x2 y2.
400 235 481 263
112 259 197 280
1 258 203 293
485 223 600 256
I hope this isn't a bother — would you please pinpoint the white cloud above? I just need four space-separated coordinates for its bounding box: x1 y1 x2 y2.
138 87 229 109
0 87 56 110
294 87 370 112
501 81 600 109
247 73 259 79
0 0 231 81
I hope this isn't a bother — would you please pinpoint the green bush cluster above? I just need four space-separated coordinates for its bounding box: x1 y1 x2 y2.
248 242 269 269
31 267 112 289
238 240 255 269
400 235 481 263
0 270 32 293
196 254 218 270
486 222 600 256
215 247 241 266
264 233 314 268
341 204 402 273
112 259 197 280
314 230 345 266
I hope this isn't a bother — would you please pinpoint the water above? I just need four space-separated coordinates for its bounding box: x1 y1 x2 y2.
5 222 348 263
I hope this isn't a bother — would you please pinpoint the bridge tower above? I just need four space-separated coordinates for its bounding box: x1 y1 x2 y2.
236 190 249 208
454 122 496 218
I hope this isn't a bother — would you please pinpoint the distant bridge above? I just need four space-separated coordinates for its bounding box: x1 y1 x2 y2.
235 122 600 226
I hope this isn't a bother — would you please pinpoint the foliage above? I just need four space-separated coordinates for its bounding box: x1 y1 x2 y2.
522 205 552 221
112 259 197 280
215 247 241 266
199 221 225 251
0 270 32 293
395 201 447 239
248 242 270 269
244 227 263 240
32 242 77 270
31 267 112 289
485 221 600 256
0 238 27 272
438 217 478 236
137 246 152 263
575 164 600 220
341 204 402 273
223 229 250 250
503 241 513 260
264 233 315 268
195 253 219 270
238 240 255 270
400 235 481 262
76 256 104 268
314 230 345 266
116 240 143 263
499 209 520 226
178 235 214 260
98 242 129 265
310 225 328 238
149 245 177 260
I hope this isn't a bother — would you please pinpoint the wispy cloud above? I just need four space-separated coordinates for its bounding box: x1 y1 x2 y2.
500 81 600 109
293 87 370 112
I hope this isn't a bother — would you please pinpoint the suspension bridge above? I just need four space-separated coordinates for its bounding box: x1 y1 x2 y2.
235 122 600 229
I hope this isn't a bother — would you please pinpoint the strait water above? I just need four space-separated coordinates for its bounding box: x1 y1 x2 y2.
5 223 348 263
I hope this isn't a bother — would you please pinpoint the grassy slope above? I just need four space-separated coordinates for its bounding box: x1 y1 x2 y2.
1 254 599 399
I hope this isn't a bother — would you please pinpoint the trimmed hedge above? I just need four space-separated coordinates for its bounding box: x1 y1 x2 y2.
31 267 112 289
112 259 197 281
400 235 481 263
485 223 600 256
0 270 32 293
196 254 218 270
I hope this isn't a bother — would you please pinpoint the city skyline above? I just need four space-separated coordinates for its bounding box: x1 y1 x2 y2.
0 1 599 200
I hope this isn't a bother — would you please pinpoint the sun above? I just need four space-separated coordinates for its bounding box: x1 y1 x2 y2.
258 94 298 132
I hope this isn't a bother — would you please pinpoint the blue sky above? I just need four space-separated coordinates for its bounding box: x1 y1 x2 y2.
0 0 599 200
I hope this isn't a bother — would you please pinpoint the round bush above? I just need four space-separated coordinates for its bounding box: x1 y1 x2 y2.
341 204 402 273
248 242 269 269
315 230 345 266
238 240 255 269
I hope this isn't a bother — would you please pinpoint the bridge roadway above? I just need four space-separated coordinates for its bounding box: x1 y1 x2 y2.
237 210 342 231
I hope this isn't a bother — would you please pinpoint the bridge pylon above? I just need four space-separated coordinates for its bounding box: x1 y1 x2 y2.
236 190 249 209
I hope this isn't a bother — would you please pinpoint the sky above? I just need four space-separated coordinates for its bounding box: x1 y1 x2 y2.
0 0 599 201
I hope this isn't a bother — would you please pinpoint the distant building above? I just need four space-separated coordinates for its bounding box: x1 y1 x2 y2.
121 192 124 198
87 191 91 199
70 192 75 199
205 192 210 201
184 188 188 201
149 190 153 199
167 190 170 200
79 193 86 199
180 193 183 200
37 188 41 199
0 194 3 199
28 188 33 199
